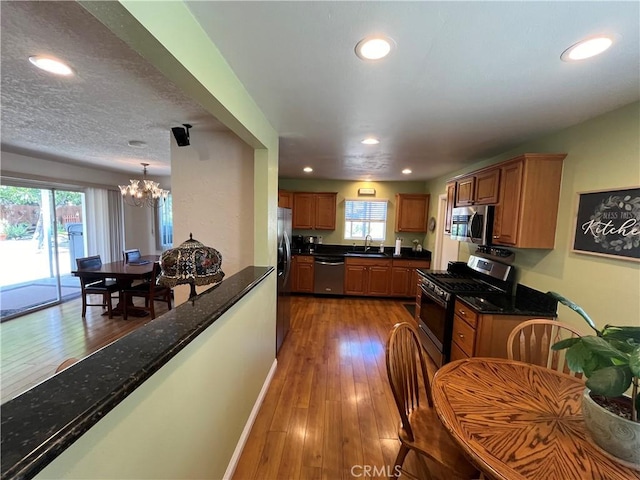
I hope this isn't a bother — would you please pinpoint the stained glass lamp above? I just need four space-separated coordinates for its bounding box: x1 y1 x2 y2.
158 233 224 300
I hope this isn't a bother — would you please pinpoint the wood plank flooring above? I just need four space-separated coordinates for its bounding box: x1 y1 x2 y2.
1 292 445 479
0 294 168 404
232 295 439 480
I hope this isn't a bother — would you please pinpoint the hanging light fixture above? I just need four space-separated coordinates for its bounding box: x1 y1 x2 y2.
118 163 170 208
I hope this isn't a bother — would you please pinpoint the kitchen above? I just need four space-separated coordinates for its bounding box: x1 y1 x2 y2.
279 152 570 367
1 2 638 479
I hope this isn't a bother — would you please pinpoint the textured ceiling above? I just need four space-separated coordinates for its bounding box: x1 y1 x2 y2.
1 1 639 181
0 1 226 176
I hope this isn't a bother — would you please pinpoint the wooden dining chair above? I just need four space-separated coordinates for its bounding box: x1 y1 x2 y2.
385 322 479 480
507 319 585 377
121 262 172 320
76 255 120 318
123 248 142 263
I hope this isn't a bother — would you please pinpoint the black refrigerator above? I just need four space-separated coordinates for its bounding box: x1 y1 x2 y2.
276 207 292 355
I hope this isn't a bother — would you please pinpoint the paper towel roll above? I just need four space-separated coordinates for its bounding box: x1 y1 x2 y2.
394 238 402 256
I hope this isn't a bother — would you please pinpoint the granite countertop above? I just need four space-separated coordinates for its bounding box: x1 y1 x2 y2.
292 244 431 261
1 266 273 480
457 284 558 317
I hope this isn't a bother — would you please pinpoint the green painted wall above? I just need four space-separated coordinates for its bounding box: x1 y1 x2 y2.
424 101 640 330
279 179 429 248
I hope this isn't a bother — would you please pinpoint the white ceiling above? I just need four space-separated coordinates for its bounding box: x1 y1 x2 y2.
1 1 639 181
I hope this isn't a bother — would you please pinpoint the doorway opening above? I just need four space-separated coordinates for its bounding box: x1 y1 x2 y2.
0 185 86 321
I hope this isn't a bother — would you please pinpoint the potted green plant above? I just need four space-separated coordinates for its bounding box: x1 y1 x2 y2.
549 291 640 465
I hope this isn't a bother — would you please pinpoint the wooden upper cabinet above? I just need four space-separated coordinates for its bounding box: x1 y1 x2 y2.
292 192 337 230
292 193 315 229
492 153 566 249
474 168 500 205
444 182 456 233
278 190 293 209
454 168 500 207
395 193 430 232
314 193 337 230
455 176 475 206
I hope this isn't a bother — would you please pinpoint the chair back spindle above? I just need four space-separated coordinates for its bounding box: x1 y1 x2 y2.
508 319 584 377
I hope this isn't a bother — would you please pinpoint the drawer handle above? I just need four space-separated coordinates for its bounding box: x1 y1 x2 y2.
459 310 466 315
458 334 465 339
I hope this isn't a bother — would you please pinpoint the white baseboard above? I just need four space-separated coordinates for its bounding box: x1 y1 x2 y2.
223 358 278 480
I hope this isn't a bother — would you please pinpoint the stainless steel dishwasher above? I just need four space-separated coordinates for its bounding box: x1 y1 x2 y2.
313 256 345 295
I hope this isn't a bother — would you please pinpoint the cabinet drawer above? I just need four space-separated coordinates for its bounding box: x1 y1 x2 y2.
452 315 476 357
453 300 478 328
450 340 470 362
295 255 314 264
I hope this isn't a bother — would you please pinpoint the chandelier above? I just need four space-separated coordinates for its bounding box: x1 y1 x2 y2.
118 163 170 208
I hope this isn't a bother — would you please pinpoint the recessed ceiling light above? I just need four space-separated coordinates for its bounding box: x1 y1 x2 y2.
355 36 394 60
561 35 615 62
402 169 412 175
303 167 313 173
128 140 147 148
361 137 380 145
28 55 74 76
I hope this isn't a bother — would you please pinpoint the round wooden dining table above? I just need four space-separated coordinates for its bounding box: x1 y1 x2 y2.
431 357 640 480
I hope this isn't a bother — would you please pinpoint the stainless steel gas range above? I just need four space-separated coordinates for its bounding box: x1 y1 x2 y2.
415 255 514 367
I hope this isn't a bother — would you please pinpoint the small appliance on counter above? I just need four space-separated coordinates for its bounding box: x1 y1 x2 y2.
291 235 304 253
303 235 317 253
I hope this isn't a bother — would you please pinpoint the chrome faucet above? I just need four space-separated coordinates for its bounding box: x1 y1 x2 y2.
364 234 372 252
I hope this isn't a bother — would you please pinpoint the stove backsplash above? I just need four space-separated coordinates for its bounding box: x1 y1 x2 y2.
515 284 558 315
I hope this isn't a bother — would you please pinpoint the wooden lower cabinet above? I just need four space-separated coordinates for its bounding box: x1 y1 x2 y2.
291 255 314 293
451 299 555 359
344 258 390 296
390 259 430 297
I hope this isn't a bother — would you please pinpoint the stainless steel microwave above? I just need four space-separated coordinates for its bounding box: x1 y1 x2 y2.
450 206 493 244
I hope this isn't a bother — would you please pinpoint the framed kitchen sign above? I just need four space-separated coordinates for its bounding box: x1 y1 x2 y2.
571 186 640 262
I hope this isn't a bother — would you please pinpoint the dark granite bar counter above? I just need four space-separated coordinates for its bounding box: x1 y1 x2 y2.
1 266 273 480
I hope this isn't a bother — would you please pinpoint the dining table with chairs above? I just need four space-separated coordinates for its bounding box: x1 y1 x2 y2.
73 254 161 318
431 357 640 480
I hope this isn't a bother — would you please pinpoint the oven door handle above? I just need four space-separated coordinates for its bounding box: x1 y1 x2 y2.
420 285 447 308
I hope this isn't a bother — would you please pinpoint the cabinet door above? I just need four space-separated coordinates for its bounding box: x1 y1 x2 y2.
474 168 500 205
390 267 411 297
367 266 391 296
493 160 523 246
296 262 315 293
314 193 337 230
395 194 430 232
344 265 367 295
292 193 315 229
455 176 475 206
450 341 469 362
278 190 293 209
444 182 456 233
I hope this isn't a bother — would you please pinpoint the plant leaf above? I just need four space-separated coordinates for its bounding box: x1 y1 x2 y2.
551 337 581 350
629 345 640 379
565 341 597 374
581 336 628 362
602 326 640 344
586 365 633 396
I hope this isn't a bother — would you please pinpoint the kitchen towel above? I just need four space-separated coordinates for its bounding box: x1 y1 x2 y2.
394 238 402 256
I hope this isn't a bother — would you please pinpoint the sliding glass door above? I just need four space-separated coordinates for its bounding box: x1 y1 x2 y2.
0 185 85 321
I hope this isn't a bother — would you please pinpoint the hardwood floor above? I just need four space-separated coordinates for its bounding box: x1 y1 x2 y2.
0 294 168 404
232 295 441 480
